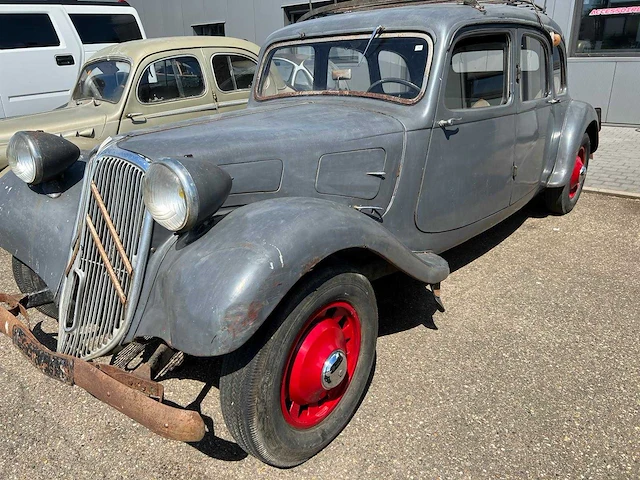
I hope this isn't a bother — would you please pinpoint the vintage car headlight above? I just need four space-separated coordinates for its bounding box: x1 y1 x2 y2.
7 131 80 185
143 158 232 232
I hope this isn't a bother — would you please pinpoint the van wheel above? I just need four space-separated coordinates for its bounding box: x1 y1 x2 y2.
220 268 378 467
545 133 590 215
11 257 58 319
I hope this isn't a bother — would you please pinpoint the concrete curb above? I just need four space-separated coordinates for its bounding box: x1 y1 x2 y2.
583 186 640 200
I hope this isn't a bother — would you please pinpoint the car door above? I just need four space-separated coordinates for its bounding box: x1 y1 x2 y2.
416 29 516 233
511 29 553 204
0 7 82 118
208 50 258 114
118 51 216 133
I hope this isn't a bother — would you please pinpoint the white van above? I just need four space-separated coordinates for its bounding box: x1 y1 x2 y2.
0 0 146 119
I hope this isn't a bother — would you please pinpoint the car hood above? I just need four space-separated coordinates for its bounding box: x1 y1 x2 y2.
0 101 108 168
117 102 404 163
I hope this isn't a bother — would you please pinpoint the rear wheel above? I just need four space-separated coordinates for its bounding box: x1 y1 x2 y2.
545 133 590 215
219 268 377 467
11 257 58 319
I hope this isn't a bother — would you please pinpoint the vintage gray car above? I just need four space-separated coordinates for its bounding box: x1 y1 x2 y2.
0 0 599 468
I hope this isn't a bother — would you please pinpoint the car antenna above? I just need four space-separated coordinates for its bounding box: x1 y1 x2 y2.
359 25 385 66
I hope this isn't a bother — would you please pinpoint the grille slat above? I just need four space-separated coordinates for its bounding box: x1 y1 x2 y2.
58 155 149 359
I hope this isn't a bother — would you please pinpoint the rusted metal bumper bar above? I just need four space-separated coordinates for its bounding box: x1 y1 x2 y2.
0 294 205 443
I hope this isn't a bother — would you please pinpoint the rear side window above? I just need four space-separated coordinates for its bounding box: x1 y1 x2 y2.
138 56 205 104
552 46 567 94
213 55 257 92
69 14 142 44
0 13 60 50
520 35 549 102
446 34 509 110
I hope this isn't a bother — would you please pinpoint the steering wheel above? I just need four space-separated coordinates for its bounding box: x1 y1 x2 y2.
367 78 421 94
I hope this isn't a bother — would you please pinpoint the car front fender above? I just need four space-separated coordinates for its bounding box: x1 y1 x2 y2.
0 161 85 294
546 100 599 188
131 197 449 357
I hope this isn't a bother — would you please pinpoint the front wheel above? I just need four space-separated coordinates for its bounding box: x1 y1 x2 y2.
545 132 590 215
220 268 378 467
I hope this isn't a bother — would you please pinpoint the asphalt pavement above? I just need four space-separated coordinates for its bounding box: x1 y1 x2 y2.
0 192 639 479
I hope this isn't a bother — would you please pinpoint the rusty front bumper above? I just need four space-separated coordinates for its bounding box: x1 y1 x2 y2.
0 294 206 443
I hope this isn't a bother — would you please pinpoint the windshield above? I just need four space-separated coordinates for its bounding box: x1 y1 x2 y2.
258 34 431 104
72 59 131 103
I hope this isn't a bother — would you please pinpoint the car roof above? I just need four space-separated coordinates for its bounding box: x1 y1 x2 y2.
266 3 561 45
90 36 260 65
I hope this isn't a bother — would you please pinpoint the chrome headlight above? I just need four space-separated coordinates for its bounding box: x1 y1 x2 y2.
142 158 232 233
7 131 80 185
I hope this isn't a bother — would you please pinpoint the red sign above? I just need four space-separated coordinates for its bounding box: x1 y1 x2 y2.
589 6 640 16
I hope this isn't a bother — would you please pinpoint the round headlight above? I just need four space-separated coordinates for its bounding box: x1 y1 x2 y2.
143 160 198 232
7 132 39 184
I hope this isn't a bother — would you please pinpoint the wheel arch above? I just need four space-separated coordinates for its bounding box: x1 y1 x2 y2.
546 100 599 189
129 197 449 357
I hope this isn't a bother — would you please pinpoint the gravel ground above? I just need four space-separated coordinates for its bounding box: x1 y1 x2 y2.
0 192 639 480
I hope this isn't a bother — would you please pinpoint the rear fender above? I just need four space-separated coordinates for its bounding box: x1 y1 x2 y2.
546 100 599 188
131 197 449 357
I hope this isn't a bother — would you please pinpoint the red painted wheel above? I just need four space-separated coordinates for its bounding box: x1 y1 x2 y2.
569 146 586 199
281 301 361 428
220 268 378 467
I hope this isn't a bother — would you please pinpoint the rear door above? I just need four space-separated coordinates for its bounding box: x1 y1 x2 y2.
416 28 517 233
511 28 553 204
119 51 216 133
207 49 258 114
0 6 82 118
63 5 145 60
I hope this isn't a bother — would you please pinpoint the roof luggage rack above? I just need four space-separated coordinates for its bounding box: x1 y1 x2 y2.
298 0 545 23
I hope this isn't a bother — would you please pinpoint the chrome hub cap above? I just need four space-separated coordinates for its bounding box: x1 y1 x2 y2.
321 349 347 390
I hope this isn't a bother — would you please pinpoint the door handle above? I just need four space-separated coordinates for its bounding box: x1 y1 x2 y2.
56 55 75 66
437 117 462 128
126 112 147 122
547 98 561 105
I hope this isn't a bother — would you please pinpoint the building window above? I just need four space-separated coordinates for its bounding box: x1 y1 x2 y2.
283 1 350 25
193 23 225 36
573 1 640 55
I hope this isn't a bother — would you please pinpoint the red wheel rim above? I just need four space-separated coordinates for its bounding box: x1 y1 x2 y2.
281 301 362 429
569 146 586 199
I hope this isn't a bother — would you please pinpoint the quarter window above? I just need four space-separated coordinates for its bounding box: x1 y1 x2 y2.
138 56 205 104
446 34 509 110
553 45 567 94
213 55 257 92
0 13 59 49
520 35 549 102
69 14 142 44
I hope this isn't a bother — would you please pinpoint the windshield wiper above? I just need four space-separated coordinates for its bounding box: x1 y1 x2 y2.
359 25 385 66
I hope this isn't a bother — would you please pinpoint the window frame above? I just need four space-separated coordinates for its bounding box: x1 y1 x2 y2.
254 31 435 105
570 0 640 58
0 12 60 50
211 52 258 93
519 32 551 104
552 43 568 97
443 29 514 112
135 54 208 106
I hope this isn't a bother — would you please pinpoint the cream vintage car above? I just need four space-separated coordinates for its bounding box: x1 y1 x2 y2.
0 36 260 170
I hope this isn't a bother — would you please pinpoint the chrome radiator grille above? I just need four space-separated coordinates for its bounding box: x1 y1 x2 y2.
59 154 151 359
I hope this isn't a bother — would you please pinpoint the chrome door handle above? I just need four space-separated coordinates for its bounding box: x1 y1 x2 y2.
547 99 561 104
126 112 146 121
437 117 462 128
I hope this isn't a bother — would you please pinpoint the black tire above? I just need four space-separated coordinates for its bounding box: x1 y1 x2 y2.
11 256 58 319
545 132 590 215
220 267 378 467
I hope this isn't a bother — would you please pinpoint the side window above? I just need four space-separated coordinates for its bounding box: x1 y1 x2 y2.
0 13 59 49
520 35 549 102
212 55 257 92
69 14 142 44
137 56 205 104
552 45 567 95
446 34 509 110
